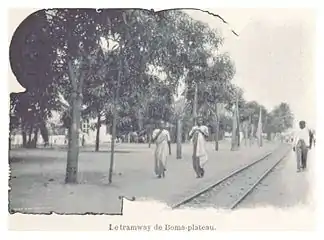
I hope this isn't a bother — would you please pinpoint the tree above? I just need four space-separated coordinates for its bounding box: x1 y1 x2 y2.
268 102 294 134
9 10 60 148
189 53 236 150
81 46 117 151
43 9 117 183
155 10 224 158
239 101 269 142
10 9 240 184
173 89 191 159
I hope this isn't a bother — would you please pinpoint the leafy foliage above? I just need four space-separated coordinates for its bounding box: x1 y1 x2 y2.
9 9 296 183
267 102 294 133
10 9 295 141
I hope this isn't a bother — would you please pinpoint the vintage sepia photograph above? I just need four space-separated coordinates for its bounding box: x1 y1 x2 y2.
8 8 316 228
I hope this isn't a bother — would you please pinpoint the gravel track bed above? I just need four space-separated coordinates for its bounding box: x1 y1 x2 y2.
181 147 289 209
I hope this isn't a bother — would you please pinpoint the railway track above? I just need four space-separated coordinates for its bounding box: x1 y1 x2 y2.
171 146 291 210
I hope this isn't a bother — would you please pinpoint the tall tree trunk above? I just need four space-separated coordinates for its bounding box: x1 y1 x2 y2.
108 54 122 184
214 103 219 151
27 124 33 146
67 126 71 149
192 84 198 125
109 104 117 182
176 118 182 159
267 132 271 141
215 121 219 151
244 128 248 146
22 130 27 148
39 120 49 145
95 112 101 152
65 92 82 183
231 106 239 151
138 109 143 131
237 124 241 147
31 127 39 148
242 121 248 147
249 123 254 146
148 125 152 148
9 135 11 150
235 96 241 148
236 114 240 148
65 60 84 184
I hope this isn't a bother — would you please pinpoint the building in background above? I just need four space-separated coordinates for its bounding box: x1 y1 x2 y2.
10 110 113 148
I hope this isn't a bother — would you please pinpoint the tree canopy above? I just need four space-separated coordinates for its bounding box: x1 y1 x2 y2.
9 9 295 182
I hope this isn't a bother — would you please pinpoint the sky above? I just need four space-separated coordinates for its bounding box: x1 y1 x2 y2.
8 9 317 129
185 8 316 129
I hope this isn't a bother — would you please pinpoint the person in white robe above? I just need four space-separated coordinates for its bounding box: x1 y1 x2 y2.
152 120 171 178
293 120 310 172
189 117 209 178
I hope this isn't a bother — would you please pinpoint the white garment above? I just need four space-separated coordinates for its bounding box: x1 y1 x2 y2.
294 128 310 147
152 129 171 144
189 125 209 167
152 129 170 175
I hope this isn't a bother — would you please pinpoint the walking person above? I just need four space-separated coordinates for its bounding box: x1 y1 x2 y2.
293 120 310 172
313 131 316 147
309 129 314 149
189 117 209 178
152 120 171 178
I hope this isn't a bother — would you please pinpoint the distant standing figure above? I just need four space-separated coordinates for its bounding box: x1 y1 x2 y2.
152 120 171 178
313 131 316 147
189 117 209 178
309 129 316 149
309 129 313 149
82 134 85 146
293 120 310 172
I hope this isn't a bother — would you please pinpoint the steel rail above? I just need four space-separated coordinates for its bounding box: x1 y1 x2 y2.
229 149 290 209
171 151 273 209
